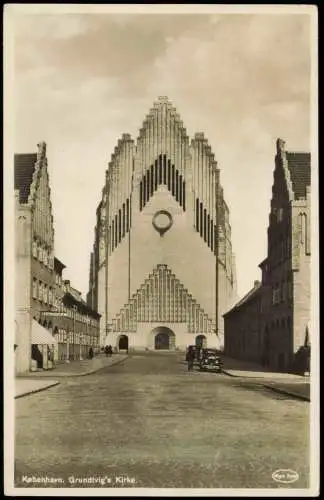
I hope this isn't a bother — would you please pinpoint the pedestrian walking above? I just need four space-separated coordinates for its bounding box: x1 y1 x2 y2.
104 345 109 357
89 347 94 359
187 347 195 372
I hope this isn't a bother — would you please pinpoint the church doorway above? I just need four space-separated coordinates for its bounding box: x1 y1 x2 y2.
195 334 207 348
152 326 176 350
118 335 129 350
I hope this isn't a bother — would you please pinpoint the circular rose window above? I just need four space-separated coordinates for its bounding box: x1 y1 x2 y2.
152 210 173 236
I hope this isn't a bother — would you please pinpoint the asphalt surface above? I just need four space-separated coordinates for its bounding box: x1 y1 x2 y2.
15 352 310 489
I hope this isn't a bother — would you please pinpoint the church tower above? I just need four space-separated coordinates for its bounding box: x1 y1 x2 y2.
88 97 237 350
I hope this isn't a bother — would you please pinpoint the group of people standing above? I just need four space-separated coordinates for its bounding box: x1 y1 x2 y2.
104 345 113 357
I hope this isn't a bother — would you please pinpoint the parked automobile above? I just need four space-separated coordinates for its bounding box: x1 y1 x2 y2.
199 351 223 373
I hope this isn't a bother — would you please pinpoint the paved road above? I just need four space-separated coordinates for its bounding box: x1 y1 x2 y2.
15 353 309 489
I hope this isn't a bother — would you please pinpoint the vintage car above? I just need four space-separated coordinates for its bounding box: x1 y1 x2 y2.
199 351 223 372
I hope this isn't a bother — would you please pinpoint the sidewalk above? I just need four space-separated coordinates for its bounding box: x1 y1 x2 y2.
15 379 60 399
16 353 129 379
221 355 305 381
262 381 310 401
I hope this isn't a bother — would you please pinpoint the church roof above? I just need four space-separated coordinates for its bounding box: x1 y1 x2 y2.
286 152 311 200
223 281 261 317
14 153 37 203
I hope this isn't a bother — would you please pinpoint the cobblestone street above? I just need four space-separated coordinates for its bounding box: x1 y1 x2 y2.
15 353 309 489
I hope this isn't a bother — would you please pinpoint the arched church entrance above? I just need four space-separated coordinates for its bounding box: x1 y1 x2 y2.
195 334 207 348
152 326 176 350
118 335 129 350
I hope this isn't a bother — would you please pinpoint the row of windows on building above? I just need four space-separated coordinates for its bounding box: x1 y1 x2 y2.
108 197 131 254
32 279 54 305
139 155 186 211
54 330 100 345
32 240 54 268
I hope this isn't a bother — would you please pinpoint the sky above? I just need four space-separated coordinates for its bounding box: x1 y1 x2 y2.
11 7 313 299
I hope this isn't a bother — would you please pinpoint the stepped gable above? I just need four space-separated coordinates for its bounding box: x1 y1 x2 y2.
286 152 311 200
113 264 214 332
14 153 37 203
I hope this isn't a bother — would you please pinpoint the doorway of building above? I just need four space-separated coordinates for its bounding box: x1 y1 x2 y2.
195 334 207 349
152 326 176 350
118 335 129 350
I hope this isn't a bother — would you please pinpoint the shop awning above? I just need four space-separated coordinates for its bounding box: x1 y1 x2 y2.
32 320 57 345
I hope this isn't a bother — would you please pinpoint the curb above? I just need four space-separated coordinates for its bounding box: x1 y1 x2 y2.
262 384 310 402
222 370 237 377
15 381 61 399
75 355 130 377
43 355 130 378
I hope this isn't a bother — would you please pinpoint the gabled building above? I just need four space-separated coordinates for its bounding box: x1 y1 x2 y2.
224 138 311 373
15 142 57 372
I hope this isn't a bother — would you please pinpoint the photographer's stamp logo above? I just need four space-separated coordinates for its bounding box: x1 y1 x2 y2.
272 469 299 484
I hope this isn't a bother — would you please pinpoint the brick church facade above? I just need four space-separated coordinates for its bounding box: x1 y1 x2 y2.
224 138 311 373
87 96 238 351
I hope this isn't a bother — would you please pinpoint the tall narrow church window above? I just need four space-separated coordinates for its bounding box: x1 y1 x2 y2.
203 209 207 242
167 161 171 190
175 171 179 201
111 221 115 251
179 175 183 206
150 165 154 196
183 181 186 211
146 169 150 201
122 204 125 237
154 160 158 190
139 181 143 211
171 165 175 195
118 209 122 243
143 175 147 206
196 198 199 231
163 155 167 185
200 203 203 238
115 214 118 248
214 224 218 255
126 199 129 232
129 195 132 228
207 214 210 246
159 155 163 184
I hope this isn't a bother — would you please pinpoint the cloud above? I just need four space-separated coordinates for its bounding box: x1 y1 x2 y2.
12 12 312 297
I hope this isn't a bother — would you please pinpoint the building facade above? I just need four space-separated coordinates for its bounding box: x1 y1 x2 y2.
223 281 262 364
87 96 238 351
224 138 311 373
15 142 57 372
15 143 100 373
